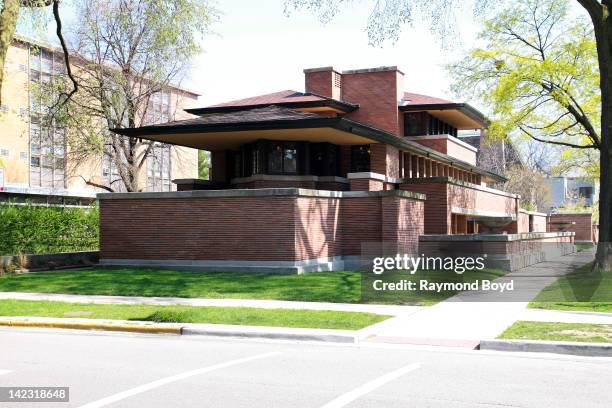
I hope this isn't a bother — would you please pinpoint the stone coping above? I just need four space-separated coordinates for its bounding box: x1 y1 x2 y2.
451 206 516 220
230 174 349 185
518 209 548 216
98 187 426 201
419 231 575 242
401 176 520 199
347 172 403 184
550 212 593 216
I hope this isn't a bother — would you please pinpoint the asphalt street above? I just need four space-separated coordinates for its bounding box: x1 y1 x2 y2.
1 328 611 408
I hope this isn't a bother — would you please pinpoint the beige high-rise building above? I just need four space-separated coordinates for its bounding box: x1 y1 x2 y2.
0 36 200 204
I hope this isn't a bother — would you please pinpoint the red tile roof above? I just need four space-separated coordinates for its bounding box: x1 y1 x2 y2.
209 90 327 107
402 92 454 105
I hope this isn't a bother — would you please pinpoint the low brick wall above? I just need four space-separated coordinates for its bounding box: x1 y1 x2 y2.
98 188 425 273
401 177 519 234
419 232 575 271
517 210 548 233
548 213 594 243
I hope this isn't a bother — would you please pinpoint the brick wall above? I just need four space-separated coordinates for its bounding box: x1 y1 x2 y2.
401 180 519 235
304 68 341 100
100 192 425 265
349 178 385 192
342 69 402 135
234 180 317 189
382 194 424 254
401 182 449 234
340 196 382 256
548 213 594 242
100 196 297 261
295 197 342 260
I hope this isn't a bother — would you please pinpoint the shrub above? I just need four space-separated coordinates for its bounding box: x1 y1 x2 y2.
143 310 191 323
0 203 99 256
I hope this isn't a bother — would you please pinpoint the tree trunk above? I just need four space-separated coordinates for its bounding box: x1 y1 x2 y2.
0 0 20 107
594 6 612 271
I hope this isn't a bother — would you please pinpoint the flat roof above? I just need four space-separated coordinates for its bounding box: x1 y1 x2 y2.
112 106 506 182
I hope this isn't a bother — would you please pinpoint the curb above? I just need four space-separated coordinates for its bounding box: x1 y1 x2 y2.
0 318 182 335
0 317 358 343
479 339 612 357
182 325 357 343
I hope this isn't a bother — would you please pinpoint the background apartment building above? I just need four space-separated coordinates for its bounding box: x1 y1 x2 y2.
0 37 199 204
547 176 599 209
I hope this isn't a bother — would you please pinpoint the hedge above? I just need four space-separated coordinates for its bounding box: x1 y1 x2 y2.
0 203 99 256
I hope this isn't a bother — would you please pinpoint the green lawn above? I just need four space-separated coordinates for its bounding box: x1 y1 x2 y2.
529 262 612 313
0 300 389 330
0 267 508 305
498 321 612 343
576 243 595 251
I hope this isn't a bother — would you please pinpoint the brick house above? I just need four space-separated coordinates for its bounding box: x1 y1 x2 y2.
99 66 575 273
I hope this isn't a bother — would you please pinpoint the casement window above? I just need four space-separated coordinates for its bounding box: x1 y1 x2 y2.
266 141 297 174
264 141 298 175
350 145 371 173
229 140 342 178
404 112 458 137
310 142 340 177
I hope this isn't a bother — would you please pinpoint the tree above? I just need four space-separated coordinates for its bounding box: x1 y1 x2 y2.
504 165 553 211
0 0 76 106
198 150 210 180
286 0 612 269
53 0 213 192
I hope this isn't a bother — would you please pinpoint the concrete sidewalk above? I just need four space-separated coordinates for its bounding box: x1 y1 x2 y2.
0 291 420 316
366 250 596 347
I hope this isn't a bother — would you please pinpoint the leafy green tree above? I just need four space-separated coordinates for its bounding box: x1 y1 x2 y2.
54 0 214 192
0 0 76 106
198 150 210 180
449 0 599 165
287 0 612 269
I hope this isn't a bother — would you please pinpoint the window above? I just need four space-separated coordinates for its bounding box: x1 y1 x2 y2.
146 144 172 191
28 46 67 190
310 143 340 177
404 112 458 137
266 142 298 174
351 145 370 172
404 112 429 136
579 186 593 199
144 90 172 125
0 148 8 157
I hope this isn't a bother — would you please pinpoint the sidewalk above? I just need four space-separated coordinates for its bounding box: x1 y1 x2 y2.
0 250 601 348
366 250 596 347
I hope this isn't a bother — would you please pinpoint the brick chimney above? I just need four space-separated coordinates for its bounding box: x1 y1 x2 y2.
303 67 342 100
341 66 404 135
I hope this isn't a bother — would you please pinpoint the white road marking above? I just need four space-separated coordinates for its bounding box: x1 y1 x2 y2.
78 351 281 408
0 369 12 376
320 363 421 408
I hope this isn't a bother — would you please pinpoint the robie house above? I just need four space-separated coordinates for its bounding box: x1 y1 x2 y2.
99 66 575 273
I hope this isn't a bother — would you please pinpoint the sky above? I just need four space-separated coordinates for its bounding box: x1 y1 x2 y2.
188 0 480 106
19 0 587 110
